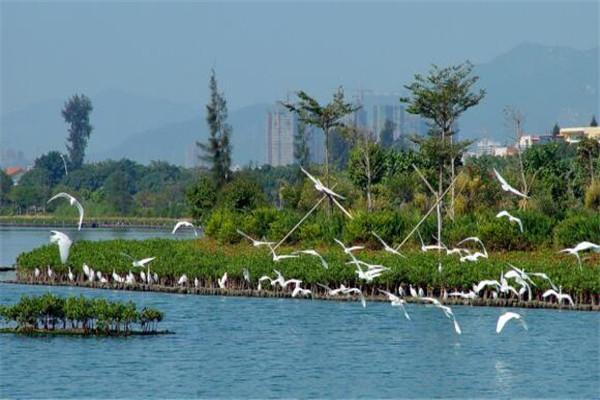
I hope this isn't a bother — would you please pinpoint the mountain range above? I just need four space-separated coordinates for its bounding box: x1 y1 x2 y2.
1 43 597 167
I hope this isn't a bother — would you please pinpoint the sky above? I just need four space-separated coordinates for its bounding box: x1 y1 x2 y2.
1 1 598 115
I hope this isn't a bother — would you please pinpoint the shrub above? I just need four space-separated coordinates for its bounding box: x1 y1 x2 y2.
584 182 600 211
204 208 241 243
554 212 600 247
220 175 265 211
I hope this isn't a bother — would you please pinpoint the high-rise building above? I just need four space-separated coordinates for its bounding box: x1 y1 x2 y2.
266 105 296 167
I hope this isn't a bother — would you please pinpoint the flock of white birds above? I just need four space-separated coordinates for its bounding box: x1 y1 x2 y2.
33 167 599 336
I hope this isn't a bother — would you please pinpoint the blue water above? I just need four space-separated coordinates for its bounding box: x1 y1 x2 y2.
1 283 598 399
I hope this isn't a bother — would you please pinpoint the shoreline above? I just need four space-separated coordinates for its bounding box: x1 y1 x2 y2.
0 327 174 337
0 217 177 230
4 279 598 312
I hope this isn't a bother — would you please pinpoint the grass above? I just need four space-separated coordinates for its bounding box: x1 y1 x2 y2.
15 238 600 300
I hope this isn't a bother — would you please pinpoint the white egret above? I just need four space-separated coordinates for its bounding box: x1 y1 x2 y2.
140 270 146 283
493 169 529 198
293 249 328 269
379 289 411 320
560 241 600 270
418 287 425 297
542 286 574 307
68 267 75 282
529 272 558 291
371 231 406 258
49 230 72 264
317 283 345 296
333 238 365 255
268 245 299 262
194 277 199 288
496 311 527 334
242 268 251 283
496 210 524 232
59 153 69 176
178 274 189 286
153 272 159 283
47 192 85 230
172 221 198 237
449 290 477 300
218 272 227 289
300 167 353 219
47 266 54 279
409 285 418 298
457 237 488 257
121 253 156 268
236 230 275 248
416 230 447 252
34 268 40 278
474 280 501 295
291 282 312 298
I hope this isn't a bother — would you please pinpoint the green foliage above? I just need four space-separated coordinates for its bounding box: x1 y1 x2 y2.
0 169 14 206
104 170 133 214
198 69 232 185
62 94 93 170
553 212 600 247
220 174 265 211
186 174 217 222
0 293 163 334
293 121 310 167
33 151 68 186
584 182 600 211
379 119 395 148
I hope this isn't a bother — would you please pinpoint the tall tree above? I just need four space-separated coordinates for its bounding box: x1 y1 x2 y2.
401 61 485 246
591 115 598 127
379 119 395 148
62 94 93 170
198 69 232 185
552 122 561 138
347 127 386 211
293 120 310 168
283 87 359 185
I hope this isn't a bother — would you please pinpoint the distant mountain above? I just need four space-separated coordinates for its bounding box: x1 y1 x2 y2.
1 89 198 165
95 103 270 166
463 43 598 142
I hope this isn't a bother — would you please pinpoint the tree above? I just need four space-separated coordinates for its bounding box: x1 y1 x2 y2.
401 62 485 246
552 122 561 138
283 87 359 185
348 128 386 211
591 115 598 127
62 94 93 170
576 137 600 184
197 69 232 186
379 119 395 148
186 174 217 222
293 121 310 168
104 170 133 214
34 151 67 186
0 169 13 207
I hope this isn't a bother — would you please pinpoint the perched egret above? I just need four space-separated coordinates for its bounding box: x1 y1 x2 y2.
34 268 40 278
218 272 228 289
68 267 75 282
178 274 189 286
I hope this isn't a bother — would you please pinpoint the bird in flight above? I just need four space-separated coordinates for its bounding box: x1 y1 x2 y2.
49 230 72 264
237 230 275 248
493 169 529 198
559 241 600 270
47 192 85 230
496 311 527 334
293 249 328 269
372 231 406 258
172 221 198 237
496 210 524 232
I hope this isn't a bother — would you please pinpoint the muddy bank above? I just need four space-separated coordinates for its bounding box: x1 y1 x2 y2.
5 279 598 312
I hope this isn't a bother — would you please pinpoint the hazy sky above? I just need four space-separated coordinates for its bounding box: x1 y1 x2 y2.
2 1 598 114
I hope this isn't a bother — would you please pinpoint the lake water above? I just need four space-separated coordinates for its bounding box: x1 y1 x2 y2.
1 283 598 399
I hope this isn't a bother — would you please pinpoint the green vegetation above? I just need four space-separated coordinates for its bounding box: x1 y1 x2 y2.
0 293 165 335
16 238 599 302
63 94 93 170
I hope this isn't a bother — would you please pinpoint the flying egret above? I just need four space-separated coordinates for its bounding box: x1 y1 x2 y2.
354 263 383 282
542 286 574 307
268 245 299 262
422 298 461 334
493 169 529 198
416 230 447 252
379 289 411 320
371 231 406 258
172 221 198 237
293 249 328 269
457 237 488 257
529 272 558 291
449 290 477 300
218 272 228 289
341 286 367 308
49 230 72 264
496 311 527 334
121 253 156 268
317 283 346 296
560 241 600 270
68 267 75 282
300 167 353 219
236 230 275 248
474 280 501 295
496 210 524 232
333 238 365 255
291 282 312 298
59 153 69 176
47 192 85 230
178 274 188 286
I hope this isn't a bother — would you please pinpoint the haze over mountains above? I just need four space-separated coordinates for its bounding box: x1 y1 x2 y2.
1 43 598 167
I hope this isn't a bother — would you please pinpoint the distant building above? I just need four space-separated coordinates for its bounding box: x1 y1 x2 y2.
559 126 600 142
266 105 296 167
185 143 201 168
4 166 26 184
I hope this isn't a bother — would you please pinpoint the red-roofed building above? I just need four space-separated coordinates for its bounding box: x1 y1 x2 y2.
4 167 26 184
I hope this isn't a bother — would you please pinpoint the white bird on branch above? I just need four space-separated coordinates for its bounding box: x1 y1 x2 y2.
218 272 227 289
236 229 275 248
493 169 529 198
293 249 328 269
496 210 524 232
172 221 198 237
49 230 72 264
371 231 406 257
496 311 527 334
47 192 85 230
